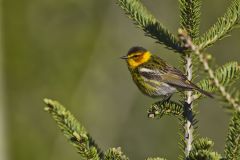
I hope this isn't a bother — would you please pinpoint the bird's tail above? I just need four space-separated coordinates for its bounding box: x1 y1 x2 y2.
192 83 214 98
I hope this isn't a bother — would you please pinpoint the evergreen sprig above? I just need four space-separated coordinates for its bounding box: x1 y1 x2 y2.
44 99 103 160
191 137 214 151
147 101 183 119
224 111 240 159
215 62 240 87
197 61 240 102
196 0 240 50
44 99 132 160
179 0 202 39
178 106 199 160
178 0 202 157
117 0 183 52
189 138 222 160
198 61 240 91
104 148 129 160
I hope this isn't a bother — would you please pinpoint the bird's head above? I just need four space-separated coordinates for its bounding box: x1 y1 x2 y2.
120 46 152 69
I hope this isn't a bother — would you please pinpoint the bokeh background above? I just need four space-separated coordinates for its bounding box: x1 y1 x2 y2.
0 0 240 159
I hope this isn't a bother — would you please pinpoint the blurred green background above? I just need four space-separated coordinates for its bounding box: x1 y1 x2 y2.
1 0 240 159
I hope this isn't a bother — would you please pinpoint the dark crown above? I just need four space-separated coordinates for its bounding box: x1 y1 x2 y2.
127 46 147 55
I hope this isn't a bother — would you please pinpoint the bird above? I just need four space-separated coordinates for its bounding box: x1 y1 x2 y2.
120 46 213 100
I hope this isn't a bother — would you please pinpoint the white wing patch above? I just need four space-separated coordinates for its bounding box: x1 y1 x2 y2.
138 67 162 80
139 68 159 74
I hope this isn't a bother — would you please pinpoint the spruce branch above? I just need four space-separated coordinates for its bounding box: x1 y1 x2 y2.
44 99 104 160
174 51 198 160
179 0 202 39
148 100 183 119
183 54 194 158
104 147 129 160
215 62 240 87
192 137 214 151
177 108 198 160
117 0 183 52
189 137 222 160
178 29 240 111
196 61 240 100
171 34 195 159
196 0 240 50
224 111 240 160
178 0 202 156
194 50 240 110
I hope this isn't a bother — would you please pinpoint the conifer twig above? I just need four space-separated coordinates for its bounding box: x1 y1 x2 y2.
147 101 183 119
179 0 202 39
183 54 194 157
104 147 129 160
44 99 104 160
224 111 240 159
196 0 240 50
177 29 195 158
117 0 182 52
178 29 240 111
189 137 222 159
194 51 240 111
178 0 202 157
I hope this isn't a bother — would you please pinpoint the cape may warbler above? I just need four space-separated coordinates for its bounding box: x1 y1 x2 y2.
121 46 213 100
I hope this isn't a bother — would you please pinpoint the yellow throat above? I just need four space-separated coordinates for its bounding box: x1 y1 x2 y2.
127 51 151 69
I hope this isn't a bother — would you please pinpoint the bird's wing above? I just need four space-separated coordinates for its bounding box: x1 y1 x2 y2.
138 55 195 89
161 66 195 89
137 56 166 81
162 66 214 97
138 65 194 89
138 67 163 81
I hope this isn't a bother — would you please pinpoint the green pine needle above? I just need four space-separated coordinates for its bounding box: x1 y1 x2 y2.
224 111 240 159
189 150 222 160
192 137 214 151
44 98 103 160
104 147 129 160
189 137 222 160
215 61 240 86
179 0 202 39
117 0 183 52
196 0 240 50
198 61 240 95
148 100 183 119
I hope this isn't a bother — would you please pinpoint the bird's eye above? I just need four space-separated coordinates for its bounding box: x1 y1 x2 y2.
132 54 140 58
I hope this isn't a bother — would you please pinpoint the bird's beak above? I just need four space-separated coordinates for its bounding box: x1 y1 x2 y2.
120 55 128 60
